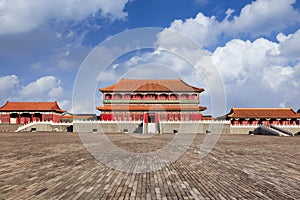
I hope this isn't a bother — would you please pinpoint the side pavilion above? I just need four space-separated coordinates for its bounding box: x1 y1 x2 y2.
0 101 65 124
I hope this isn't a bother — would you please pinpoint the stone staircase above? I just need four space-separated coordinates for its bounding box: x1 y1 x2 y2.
15 121 73 132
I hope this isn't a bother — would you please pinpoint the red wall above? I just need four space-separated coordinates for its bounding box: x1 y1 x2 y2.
0 114 10 123
99 112 203 122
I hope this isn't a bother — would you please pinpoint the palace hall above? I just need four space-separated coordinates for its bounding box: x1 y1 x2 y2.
97 78 207 123
226 108 300 126
0 101 65 124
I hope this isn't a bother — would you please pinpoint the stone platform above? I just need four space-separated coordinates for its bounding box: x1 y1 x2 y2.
0 132 299 199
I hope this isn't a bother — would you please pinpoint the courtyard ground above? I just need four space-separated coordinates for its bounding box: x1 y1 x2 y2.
0 132 299 199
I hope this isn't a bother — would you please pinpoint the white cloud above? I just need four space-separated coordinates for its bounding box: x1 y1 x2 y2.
212 38 280 85
211 30 300 109
278 29 300 60
160 13 220 47
262 65 295 92
0 75 19 94
227 0 299 36
0 75 20 104
0 75 71 110
225 8 235 19
0 0 129 34
48 86 64 98
19 76 64 100
160 0 300 48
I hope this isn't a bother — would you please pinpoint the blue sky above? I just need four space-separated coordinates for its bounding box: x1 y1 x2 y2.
1 0 300 116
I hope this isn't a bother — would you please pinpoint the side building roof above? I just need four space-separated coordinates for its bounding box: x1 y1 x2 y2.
99 78 205 93
0 101 66 113
226 108 300 119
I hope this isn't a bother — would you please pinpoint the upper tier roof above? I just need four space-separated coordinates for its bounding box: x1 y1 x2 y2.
99 78 205 93
227 108 300 119
0 101 66 113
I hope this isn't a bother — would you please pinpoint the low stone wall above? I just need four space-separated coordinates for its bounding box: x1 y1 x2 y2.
0 124 20 132
230 126 255 134
159 122 199 133
4 121 300 135
74 121 233 134
73 122 143 133
201 122 231 134
19 124 70 132
159 121 231 134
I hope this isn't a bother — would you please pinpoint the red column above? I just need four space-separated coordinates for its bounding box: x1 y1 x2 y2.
155 113 159 123
8 113 10 124
144 113 148 123
18 113 21 124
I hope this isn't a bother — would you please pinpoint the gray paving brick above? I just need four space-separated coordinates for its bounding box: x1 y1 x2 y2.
0 132 299 199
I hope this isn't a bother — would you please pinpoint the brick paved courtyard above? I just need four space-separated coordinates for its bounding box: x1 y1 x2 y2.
0 132 299 199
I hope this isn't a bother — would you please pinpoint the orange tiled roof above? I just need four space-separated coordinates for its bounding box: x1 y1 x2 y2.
227 108 300 119
97 105 207 111
0 101 66 113
99 78 204 92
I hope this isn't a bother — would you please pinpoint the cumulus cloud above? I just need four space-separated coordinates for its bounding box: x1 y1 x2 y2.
0 75 19 94
278 29 300 61
0 75 19 104
19 76 64 100
226 0 300 36
159 0 300 48
262 66 295 92
212 38 280 85
0 0 129 34
0 75 70 110
160 13 220 48
211 30 300 109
